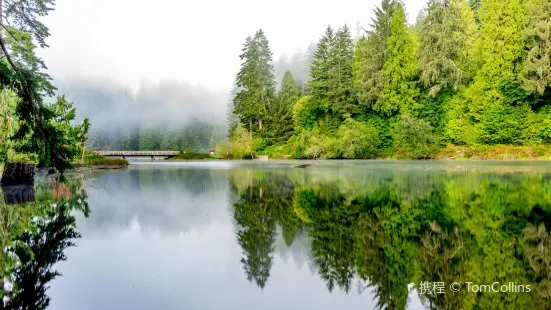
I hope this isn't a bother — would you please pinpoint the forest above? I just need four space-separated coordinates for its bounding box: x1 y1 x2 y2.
222 0 551 159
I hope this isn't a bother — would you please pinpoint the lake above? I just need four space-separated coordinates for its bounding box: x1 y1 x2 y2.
2 160 551 309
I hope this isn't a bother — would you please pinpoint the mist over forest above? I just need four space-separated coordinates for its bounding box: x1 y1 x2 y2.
56 45 315 152
56 78 229 152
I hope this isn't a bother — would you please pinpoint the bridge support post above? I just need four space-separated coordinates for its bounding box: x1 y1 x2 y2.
151 155 154 160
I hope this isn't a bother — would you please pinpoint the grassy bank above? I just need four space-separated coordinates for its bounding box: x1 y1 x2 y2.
435 145 551 160
169 151 215 160
76 151 129 167
253 144 551 160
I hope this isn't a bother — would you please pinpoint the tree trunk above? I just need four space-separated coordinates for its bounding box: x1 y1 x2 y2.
259 119 263 129
249 119 253 137
1 162 35 185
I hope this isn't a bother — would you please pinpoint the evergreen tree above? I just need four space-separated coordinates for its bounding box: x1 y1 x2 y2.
309 26 335 115
521 0 551 94
353 0 398 108
233 30 276 134
331 25 357 117
265 71 299 144
379 4 419 115
279 71 300 108
418 0 478 96
466 0 526 121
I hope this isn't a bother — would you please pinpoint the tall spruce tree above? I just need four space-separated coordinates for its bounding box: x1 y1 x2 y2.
233 30 276 134
521 0 551 94
379 4 419 115
331 25 357 117
353 0 398 108
309 26 335 115
418 0 478 96
466 0 526 121
264 71 299 144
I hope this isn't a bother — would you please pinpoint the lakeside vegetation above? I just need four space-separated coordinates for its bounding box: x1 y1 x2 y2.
218 0 551 160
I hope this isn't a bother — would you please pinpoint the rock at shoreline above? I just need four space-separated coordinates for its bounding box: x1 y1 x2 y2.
1 162 36 185
1 185 36 205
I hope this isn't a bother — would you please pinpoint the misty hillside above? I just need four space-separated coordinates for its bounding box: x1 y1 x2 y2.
56 78 228 152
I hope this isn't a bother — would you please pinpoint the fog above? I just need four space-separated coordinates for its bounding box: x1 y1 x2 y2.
36 0 427 150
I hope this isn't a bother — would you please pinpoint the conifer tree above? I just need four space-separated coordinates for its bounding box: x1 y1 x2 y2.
521 0 551 94
353 0 398 108
233 30 276 134
466 0 526 121
264 71 299 144
279 71 300 108
309 26 335 114
418 0 478 96
379 4 419 115
331 25 357 117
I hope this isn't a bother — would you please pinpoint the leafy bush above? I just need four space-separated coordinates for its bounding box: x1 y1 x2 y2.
478 105 529 145
175 150 210 160
337 118 380 158
215 141 233 159
293 96 320 131
393 114 437 159
231 123 254 159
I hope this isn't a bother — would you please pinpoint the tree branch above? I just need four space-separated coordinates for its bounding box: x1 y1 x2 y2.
0 34 17 72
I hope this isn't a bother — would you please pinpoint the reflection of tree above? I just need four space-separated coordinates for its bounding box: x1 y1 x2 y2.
234 191 277 289
523 223 551 300
1 176 88 309
419 223 467 310
226 163 551 309
298 187 359 293
356 213 394 309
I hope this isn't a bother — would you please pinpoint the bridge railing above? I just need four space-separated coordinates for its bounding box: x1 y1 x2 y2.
95 151 180 156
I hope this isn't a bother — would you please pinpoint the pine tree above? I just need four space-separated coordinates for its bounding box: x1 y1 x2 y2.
233 30 276 134
309 26 335 114
379 4 419 115
353 0 398 108
264 71 299 144
418 0 478 96
521 0 551 94
466 0 526 121
331 25 357 117
279 71 300 108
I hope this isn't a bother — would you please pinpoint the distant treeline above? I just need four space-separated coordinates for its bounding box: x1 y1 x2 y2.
56 79 227 152
88 118 224 152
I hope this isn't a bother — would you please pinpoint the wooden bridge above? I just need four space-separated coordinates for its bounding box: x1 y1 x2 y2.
95 151 179 159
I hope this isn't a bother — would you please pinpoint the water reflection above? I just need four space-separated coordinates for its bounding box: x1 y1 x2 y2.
3 161 551 309
0 177 89 309
228 163 551 309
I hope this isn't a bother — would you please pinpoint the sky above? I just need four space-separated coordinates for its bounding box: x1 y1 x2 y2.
38 0 427 94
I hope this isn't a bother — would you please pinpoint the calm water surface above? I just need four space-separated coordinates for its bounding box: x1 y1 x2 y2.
3 160 551 309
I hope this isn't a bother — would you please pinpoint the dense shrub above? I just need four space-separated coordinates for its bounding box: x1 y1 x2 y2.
393 114 437 159
337 118 380 158
231 123 254 159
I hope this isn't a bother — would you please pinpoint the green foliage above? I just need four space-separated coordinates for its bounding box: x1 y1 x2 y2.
521 0 551 94
173 150 210 160
233 30 277 133
337 118 380 158
418 0 478 96
354 0 397 108
393 114 437 158
293 95 319 131
215 140 233 159
231 123 254 159
379 4 420 116
309 25 358 124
